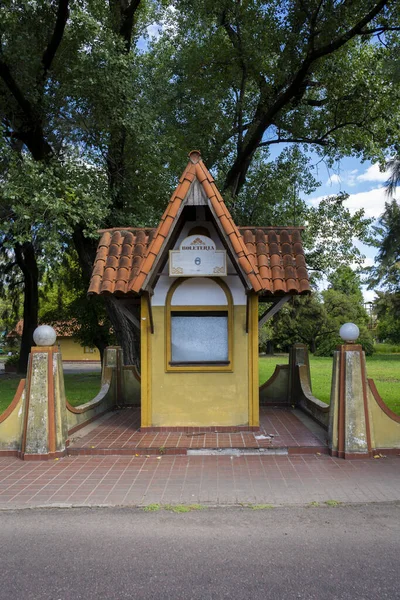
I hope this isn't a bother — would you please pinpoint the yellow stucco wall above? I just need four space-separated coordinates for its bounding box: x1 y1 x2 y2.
146 304 251 427
368 385 400 449
57 337 100 361
0 380 25 451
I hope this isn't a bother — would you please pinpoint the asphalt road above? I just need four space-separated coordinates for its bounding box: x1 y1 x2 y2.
0 504 399 600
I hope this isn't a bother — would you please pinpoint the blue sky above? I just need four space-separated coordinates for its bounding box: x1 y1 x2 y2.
304 155 396 302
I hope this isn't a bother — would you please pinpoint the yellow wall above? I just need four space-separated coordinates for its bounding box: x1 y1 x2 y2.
145 304 251 427
368 384 400 449
57 337 100 361
0 380 25 451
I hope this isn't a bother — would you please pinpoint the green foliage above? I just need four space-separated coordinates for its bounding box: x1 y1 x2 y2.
367 200 400 292
1 0 400 363
315 287 373 356
163 504 205 513
374 342 400 354
39 254 115 352
315 326 374 357
374 292 400 344
4 353 19 367
328 266 364 301
324 500 341 507
142 504 161 512
270 266 374 356
304 195 373 274
311 267 374 356
271 294 327 353
231 147 319 226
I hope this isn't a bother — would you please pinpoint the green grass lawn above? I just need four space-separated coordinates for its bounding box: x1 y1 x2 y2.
0 372 101 414
259 354 400 415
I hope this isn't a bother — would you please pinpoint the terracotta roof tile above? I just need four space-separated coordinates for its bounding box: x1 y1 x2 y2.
88 151 311 297
209 196 226 218
229 232 245 257
220 215 234 236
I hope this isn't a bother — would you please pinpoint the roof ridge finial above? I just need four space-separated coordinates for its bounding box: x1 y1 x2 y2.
188 150 201 164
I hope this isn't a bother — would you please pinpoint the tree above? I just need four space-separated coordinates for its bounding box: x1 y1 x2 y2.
386 156 400 197
327 266 364 301
368 200 400 292
1 0 400 370
0 0 149 369
149 0 400 196
271 294 328 353
367 200 400 345
38 254 115 362
316 267 373 356
374 291 400 344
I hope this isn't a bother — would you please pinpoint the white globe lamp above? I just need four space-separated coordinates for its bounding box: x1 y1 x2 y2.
339 323 360 344
33 325 57 347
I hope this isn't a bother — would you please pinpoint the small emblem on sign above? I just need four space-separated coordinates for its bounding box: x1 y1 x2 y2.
195 257 201 265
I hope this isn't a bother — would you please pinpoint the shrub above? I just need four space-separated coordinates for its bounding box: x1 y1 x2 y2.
5 353 20 367
315 329 374 356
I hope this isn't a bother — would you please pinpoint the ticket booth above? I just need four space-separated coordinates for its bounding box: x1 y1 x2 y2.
88 150 310 430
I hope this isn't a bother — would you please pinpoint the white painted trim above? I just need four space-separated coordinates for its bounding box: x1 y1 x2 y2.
171 278 228 306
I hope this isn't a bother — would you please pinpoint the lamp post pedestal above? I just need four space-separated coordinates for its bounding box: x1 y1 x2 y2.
329 344 372 459
20 330 68 460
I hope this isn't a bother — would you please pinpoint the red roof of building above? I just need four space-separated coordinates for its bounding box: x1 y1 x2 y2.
88 151 311 297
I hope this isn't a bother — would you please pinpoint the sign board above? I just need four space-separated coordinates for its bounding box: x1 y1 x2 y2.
169 235 227 277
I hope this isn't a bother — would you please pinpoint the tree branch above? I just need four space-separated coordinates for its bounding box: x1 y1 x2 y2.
119 0 141 51
310 0 390 61
222 0 391 197
360 26 400 35
42 0 70 74
0 61 37 122
258 137 329 148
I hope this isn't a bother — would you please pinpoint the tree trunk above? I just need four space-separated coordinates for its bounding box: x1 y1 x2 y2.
266 340 274 355
92 334 108 364
104 296 140 368
14 242 39 374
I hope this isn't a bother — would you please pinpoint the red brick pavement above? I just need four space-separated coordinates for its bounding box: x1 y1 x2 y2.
68 407 327 456
0 454 398 508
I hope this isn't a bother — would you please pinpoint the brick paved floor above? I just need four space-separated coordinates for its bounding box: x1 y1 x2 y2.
69 407 327 455
0 454 398 508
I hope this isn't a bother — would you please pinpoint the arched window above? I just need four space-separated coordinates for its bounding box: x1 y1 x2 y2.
166 278 233 372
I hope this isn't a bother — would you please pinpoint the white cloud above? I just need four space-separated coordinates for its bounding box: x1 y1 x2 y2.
344 187 393 218
146 23 162 39
362 287 378 303
356 163 390 183
322 163 392 188
326 173 341 185
308 186 397 219
361 256 374 268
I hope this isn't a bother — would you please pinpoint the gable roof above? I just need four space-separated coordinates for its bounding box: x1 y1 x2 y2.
88 151 311 298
